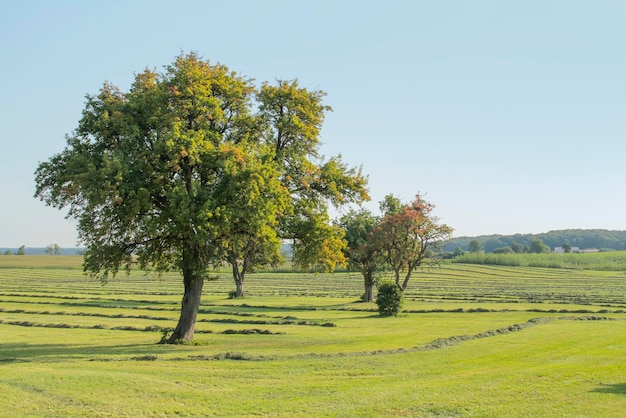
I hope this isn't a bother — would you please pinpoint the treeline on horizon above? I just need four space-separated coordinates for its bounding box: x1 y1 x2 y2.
4 229 626 257
0 246 84 256
443 229 626 253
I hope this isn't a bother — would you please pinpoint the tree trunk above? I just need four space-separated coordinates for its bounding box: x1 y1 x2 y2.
232 260 245 298
363 283 373 302
235 277 244 298
400 266 414 291
363 268 374 302
393 268 404 291
168 269 204 342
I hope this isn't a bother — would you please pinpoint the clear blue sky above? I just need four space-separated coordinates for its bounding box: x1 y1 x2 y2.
1 0 624 247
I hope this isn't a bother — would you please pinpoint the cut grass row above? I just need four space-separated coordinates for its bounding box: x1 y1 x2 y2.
2 261 624 302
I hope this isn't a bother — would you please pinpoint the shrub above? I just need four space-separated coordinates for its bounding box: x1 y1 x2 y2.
376 281 404 316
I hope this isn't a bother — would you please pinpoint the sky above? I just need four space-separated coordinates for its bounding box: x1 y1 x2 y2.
1 0 625 247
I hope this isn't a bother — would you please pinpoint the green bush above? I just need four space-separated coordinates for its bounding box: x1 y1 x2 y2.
228 290 245 299
376 281 404 316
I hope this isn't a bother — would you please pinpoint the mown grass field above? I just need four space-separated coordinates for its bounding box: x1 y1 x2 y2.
0 256 625 416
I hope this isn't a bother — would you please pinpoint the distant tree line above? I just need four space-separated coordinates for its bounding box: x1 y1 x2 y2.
2 245 26 255
1 245 79 255
444 229 626 254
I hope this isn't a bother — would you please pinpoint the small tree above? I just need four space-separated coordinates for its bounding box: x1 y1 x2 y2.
562 243 572 253
376 280 403 316
511 242 524 253
211 144 289 298
53 243 61 255
371 194 453 291
452 247 465 257
45 245 54 255
530 239 550 254
468 240 482 253
16 245 26 255
338 209 381 302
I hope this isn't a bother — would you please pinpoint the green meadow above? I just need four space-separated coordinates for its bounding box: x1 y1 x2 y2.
1 256 625 416
453 251 626 270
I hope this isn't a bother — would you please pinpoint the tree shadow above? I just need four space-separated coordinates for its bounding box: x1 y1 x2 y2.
0 342 163 362
338 313 381 319
591 383 626 395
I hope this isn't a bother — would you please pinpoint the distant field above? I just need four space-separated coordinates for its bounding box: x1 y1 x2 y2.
0 255 84 269
452 250 626 270
0 258 625 416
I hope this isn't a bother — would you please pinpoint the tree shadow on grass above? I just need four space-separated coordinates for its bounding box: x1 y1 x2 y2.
0 342 163 362
337 313 381 320
591 383 626 395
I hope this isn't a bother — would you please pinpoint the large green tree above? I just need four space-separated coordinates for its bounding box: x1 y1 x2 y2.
35 53 368 342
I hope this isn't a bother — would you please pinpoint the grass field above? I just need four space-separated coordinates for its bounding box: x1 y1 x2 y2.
1 256 625 416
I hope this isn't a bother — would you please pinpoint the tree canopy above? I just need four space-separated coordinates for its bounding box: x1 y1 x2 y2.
35 52 368 342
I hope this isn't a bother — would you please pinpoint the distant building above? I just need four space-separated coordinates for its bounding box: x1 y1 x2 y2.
554 246 598 254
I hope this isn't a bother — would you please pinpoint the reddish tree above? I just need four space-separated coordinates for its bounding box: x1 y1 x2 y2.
372 195 453 291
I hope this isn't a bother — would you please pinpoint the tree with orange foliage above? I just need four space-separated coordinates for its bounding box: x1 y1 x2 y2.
371 194 453 291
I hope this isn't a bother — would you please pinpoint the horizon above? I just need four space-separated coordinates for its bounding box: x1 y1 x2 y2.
2 227 625 249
